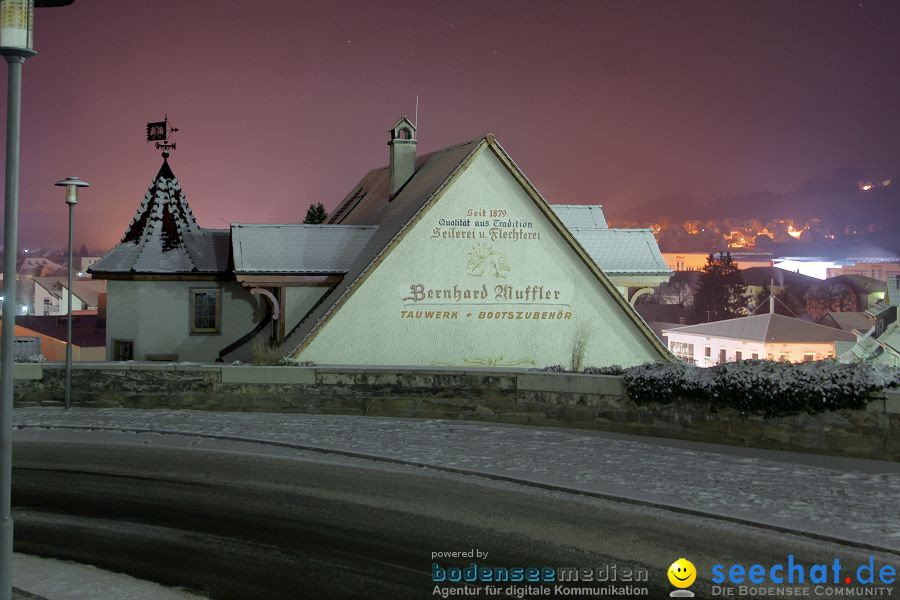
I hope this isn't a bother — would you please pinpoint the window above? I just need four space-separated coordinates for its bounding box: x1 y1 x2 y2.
735 351 742 361
751 352 759 360
704 346 711 358
43 297 50 316
803 353 815 362
669 341 695 363
719 348 727 363
112 340 134 361
779 352 790 362
191 288 221 333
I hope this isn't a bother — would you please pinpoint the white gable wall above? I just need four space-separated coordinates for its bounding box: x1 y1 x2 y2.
296 148 664 368
33 283 60 316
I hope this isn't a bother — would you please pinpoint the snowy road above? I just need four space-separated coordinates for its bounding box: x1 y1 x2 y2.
12 407 900 552
11 435 897 600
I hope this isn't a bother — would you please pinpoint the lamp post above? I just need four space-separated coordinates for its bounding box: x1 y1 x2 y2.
55 177 88 411
1 2 74 599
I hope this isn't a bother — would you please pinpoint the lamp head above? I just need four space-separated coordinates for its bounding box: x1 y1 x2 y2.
0 0 73 56
55 176 89 205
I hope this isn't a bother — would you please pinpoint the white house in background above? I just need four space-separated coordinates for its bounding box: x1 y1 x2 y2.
550 205 671 305
32 277 106 316
90 118 672 367
663 298 856 366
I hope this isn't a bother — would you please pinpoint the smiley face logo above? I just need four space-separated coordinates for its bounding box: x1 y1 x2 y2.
668 558 696 588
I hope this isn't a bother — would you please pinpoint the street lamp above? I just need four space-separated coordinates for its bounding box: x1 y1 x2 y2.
55 177 88 411
1 3 75 600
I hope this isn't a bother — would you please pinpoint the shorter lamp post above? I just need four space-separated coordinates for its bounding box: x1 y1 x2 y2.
54 177 88 410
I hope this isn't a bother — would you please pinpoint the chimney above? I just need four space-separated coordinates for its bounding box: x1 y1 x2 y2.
388 116 417 197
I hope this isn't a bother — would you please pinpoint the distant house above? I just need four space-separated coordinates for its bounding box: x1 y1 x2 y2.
739 266 818 316
661 251 773 272
826 259 900 282
663 300 856 366
0 315 105 361
32 277 106 316
551 205 672 305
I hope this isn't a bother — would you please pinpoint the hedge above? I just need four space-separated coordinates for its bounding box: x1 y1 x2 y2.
620 360 900 417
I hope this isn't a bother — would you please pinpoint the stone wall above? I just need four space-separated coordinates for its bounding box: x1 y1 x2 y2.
9 363 900 461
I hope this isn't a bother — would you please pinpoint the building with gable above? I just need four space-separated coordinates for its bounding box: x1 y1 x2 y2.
663 296 856 366
91 119 671 368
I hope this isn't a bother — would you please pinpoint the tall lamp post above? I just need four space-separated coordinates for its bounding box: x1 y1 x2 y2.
1 2 74 599
55 177 88 411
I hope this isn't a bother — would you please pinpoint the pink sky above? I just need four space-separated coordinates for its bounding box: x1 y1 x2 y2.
1 0 899 249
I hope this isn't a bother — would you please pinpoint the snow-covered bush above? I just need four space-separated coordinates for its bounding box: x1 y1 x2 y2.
623 360 900 416
623 362 714 404
582 365 624 375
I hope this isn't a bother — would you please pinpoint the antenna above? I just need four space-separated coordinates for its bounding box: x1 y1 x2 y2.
415 95 419 130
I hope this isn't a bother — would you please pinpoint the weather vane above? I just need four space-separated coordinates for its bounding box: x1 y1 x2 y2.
146 113 179 158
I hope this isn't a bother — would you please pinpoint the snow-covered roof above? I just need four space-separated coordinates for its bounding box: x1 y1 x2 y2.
551 204 608 229
819 311 875 333
231 224 378 274
33 277 106 306
568 228 672 276
90 160 230 275
664 313 857 344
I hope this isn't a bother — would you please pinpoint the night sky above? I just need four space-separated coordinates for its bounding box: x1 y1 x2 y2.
1 0 899 248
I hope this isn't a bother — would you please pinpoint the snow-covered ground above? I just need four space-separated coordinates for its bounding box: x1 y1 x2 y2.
13 407 900 551
13 553 207 600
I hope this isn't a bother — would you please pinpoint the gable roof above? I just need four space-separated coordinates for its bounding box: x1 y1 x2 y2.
551 204 608 229
231 224 378 274
90 159 230 275
818 311 875 333
567 228 671 276
34 277 106 306
741 266 819 287
663 313 856 344
274 136 670 362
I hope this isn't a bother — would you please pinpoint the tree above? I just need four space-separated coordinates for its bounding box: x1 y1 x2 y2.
804 283 857 320
77 244 90 257
303 202 327 224
692 253 746 322
636 280 692 307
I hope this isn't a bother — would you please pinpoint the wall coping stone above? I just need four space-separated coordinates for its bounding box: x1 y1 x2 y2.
884 389 900 414
517 372 623 396
221 365 314 385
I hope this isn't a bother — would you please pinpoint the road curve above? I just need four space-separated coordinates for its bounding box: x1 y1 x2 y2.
11 437 897 600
